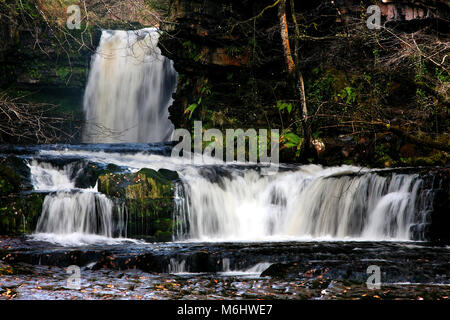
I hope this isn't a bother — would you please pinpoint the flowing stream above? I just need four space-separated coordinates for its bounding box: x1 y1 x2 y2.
27 150 433 243
20 28 435 244
0 29 448 299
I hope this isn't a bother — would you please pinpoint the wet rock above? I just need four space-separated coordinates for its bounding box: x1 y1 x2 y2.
2 240 449 287
0 157 29 196
157 168 180 182
74 162 127 189
0 193 46 235
260 262 292 278
424 168 450 244
98 168 178 241
0 156 32 191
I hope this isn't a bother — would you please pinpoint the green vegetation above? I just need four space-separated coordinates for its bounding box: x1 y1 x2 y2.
98 167 178 241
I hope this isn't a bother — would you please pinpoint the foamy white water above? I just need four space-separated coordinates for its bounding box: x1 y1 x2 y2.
174 168 431 242
83 28 177 143
35 191 114 236
31 232 134 247
29 149 433 243
28 160 75 191
220 261 273 277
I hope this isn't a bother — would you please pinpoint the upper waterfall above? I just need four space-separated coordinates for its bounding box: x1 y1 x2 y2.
83 28 177 143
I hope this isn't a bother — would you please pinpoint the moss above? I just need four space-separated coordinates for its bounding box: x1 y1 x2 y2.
0 164 21 196
97 168 178 241
99 168 175 200
0 193 45 235
156 168 179 181
154 218 173 232
125 198 174 241
154 230 172 242
375 155 397 168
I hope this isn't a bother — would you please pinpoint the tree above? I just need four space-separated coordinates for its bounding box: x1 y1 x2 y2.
0 92 75 143
277 0 317 161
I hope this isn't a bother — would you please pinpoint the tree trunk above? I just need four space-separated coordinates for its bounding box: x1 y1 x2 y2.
278 0 295 73
278 0 317 161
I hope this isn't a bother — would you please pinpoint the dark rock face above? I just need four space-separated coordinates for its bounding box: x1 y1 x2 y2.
98 168 178 241
0 156 43 235
424 168 450 244
160 0 449 166
161 0 283 131
0 193 45 235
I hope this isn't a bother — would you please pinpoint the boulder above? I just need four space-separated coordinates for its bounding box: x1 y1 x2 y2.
98 167 179 241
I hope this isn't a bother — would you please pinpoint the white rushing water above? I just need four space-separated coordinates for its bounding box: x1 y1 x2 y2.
220 260 272 277
29 149 433 243
36 191 114 236
28 160 75 191
83 28 177 143
32 189 129 246
174 167 429 242
29 160 130 246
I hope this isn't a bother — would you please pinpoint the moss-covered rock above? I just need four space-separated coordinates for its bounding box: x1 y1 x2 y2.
0 164 20 196
73 162 126 189
98 167 178 241
0 156 32 191
98 168 175 199
0 193 45 235
0 155 44 235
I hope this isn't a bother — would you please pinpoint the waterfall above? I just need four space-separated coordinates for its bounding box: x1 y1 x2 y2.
35 191 115 237
28 160 75 191
83 28 177 143
173 166 433 242
168 258 188 274
27 148 435 243
32 190 130 245
29 158 128 245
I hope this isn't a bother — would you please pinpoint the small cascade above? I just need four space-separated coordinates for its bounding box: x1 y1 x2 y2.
29 158 128 244
173 183 190 241
26 148 438 244
219 260 272 277
35 191 116 237
28 160 76 191
168 258 188 274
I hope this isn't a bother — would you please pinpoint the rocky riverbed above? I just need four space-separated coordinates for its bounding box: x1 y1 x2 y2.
1 236 449 300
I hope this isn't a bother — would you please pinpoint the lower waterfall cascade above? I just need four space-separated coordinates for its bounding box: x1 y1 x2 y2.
173 166 432 242
25 149 437 244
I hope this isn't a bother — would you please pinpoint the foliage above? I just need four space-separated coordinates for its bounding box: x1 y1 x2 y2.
276 100 293 114
184 81 211 119
280 130 303 157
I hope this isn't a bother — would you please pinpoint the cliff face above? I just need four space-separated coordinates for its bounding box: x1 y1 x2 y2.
161 0 449 127
160 0 449 166
160 0 282 130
